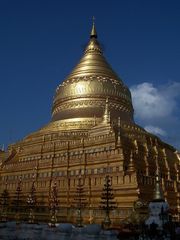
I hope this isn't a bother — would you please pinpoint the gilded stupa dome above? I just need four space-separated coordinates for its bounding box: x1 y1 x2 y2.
52 23 134 126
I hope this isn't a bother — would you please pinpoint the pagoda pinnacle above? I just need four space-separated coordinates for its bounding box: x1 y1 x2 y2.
90 17 97 38
127 151 135 174
153 168 164 201
103 98 110 124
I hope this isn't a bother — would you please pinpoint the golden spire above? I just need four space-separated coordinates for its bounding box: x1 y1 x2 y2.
90 16 97 38
103 98 110 124
133 139 138 154
153 168 164 201
127 151 135 173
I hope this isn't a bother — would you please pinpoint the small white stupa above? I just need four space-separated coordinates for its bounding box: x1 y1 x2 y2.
145 169 169 229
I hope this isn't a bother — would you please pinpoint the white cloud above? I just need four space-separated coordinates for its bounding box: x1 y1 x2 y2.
130 81 180 150
130 82 180 120
144 125 167 137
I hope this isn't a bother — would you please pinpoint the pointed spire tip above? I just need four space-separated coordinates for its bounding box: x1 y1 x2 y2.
90 16 97 39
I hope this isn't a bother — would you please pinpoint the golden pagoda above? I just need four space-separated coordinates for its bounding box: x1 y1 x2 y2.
0 23 180 224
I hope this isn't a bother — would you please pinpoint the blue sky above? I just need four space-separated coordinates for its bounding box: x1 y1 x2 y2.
0 0 180 150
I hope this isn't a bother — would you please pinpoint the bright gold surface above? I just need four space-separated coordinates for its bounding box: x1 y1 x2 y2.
1 23 180 225
153 174 164 201
52 23 133 123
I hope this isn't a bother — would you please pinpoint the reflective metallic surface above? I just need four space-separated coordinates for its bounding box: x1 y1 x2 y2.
0 22 179 225
52 24 133 125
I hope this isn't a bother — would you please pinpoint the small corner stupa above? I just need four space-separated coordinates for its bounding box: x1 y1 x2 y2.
145 167 169 229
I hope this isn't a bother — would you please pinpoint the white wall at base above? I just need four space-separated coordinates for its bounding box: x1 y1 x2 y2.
145 201 169 229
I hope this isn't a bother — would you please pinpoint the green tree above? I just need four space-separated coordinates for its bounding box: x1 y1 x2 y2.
0 188 9 221
14 178 23 223
27 179 36 223
49 180 58 227
100 175 117 227
73 175 87 227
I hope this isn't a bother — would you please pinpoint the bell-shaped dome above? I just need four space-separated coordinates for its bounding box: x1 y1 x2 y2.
52 23 134 126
